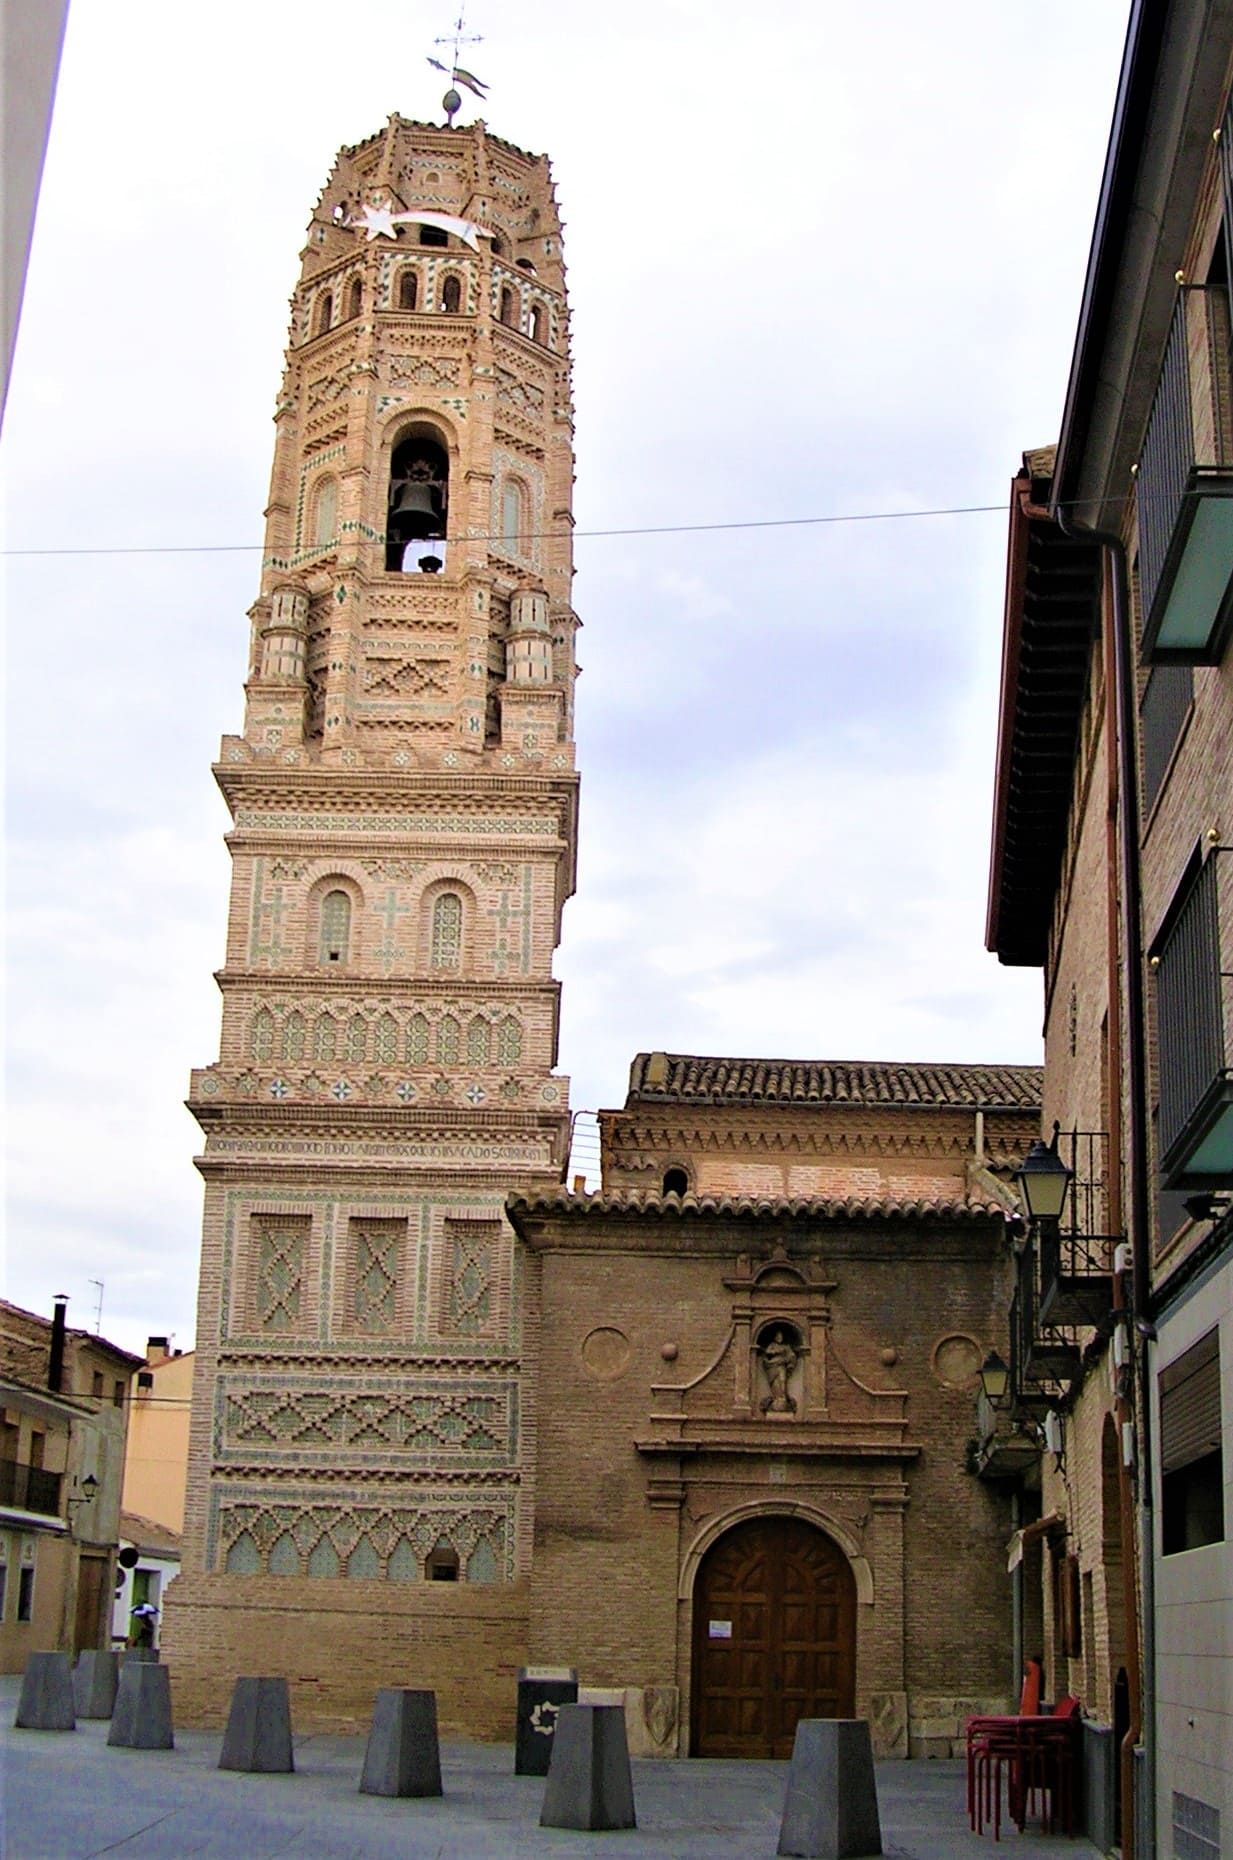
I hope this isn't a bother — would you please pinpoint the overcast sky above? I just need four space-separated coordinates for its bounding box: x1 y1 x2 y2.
1 0 1129 1355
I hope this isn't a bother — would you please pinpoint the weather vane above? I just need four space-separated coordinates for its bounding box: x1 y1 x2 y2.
428 8 488 127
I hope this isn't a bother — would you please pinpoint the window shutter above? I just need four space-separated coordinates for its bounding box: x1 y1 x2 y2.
1159 1331 1222 1474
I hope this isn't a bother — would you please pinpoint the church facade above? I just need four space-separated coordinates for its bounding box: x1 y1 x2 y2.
508 1052 1042 1759
165 115 1042 1757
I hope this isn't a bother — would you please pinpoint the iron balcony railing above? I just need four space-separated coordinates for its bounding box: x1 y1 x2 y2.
1156 847 1233 1187
0 1456 63 1516
1037 1129 1116 1328
1012 1244 1081 1406
1137 285 1233 661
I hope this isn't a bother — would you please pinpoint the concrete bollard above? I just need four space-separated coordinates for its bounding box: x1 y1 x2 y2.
540 1703 636 1832
218 1676 294 1773
108 1661 174 1750
516 1665 578 1776
778 1718 883 1859
74 1649 121 1719
15 1652 76 1731
359 1687 443 1798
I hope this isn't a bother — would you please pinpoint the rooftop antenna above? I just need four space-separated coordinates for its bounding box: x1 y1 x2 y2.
88 1279 104 1335
427 7 488 128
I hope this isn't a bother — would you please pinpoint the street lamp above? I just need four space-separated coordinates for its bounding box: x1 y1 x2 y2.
978 1350 1010 1406
1015 1125 1073 1226
66 1471 99 1510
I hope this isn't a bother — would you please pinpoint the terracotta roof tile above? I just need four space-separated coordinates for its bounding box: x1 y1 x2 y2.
626 1053 1042 1111
508 1189 1011 1224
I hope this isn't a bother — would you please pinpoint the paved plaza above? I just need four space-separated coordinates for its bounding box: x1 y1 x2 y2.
0 1677 1104 1860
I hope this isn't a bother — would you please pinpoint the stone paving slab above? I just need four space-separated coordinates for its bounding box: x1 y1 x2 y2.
1 1679 1103 1860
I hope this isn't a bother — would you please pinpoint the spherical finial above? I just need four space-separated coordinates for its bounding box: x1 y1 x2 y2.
443 88 462 124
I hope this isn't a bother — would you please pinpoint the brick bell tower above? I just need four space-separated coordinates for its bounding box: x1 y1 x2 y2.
166 115 579 1723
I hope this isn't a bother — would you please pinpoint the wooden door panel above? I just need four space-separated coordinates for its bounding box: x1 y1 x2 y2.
692 1517 856 1758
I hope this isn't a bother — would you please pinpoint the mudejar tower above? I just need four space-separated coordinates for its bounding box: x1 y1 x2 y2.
166 114 579 1730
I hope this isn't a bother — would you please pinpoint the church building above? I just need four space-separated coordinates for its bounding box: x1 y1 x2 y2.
165 111 1042 1760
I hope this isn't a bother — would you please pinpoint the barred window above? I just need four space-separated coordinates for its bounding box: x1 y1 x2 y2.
430 892 463 971
320 889 351 965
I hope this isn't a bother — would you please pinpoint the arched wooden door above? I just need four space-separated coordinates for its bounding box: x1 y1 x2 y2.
690 1516 856 1758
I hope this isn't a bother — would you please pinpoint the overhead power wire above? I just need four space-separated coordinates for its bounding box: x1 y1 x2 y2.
1 501 1005 559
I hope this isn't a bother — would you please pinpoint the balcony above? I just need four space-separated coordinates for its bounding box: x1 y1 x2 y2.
1037 1130 1116 1327
0 1457 63 1517
1155 847 1233 1188
1137 286 1233 662
1012 1248 1081 1403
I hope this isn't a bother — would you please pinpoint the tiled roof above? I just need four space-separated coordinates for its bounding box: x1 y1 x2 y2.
508 1189 1011 1224
625 1054 1042 1111
119 1511 182 1558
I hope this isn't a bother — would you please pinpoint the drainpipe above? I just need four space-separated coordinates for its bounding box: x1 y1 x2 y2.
1056 517 1155 1858
1011 1488 1024 1695
48 1294 68 1394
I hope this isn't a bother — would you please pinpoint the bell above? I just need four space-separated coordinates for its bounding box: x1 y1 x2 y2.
417 548 444 574
389 481 440 522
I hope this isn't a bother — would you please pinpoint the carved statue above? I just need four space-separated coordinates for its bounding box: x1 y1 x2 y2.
759 1327 799 1414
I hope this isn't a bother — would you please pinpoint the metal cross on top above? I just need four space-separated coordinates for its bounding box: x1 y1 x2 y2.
427 6 489 125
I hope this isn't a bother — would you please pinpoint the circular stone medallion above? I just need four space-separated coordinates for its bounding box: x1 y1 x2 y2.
580 1326 632 1381
931 1333 984 1390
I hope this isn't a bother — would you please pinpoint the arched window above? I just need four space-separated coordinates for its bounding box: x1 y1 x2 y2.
320 889 351 965
345 1014 367 1063
466 1016 491 1065
313 291 332 337
437 1015 461 1065
406 1013 429 1064
374 1013 398 1063
347 276 362 320
313 1014 338 1062
530 304 546 345
251 1007 275 1062
418 222 448 247
430 892 463 970
516 257 536 275
282 1012 306 1063
496 1016 522 1064
663 1167 689 1197
398 269 418 311
499 285 517 327
440 274 462 314
490 231 509 258
386 427 448 574
501 480 524 552
311 474 338 547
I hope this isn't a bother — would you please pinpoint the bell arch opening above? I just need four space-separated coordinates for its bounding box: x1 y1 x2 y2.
386 425 449 573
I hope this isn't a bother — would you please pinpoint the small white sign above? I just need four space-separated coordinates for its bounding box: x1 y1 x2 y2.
708 1620 733 1640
